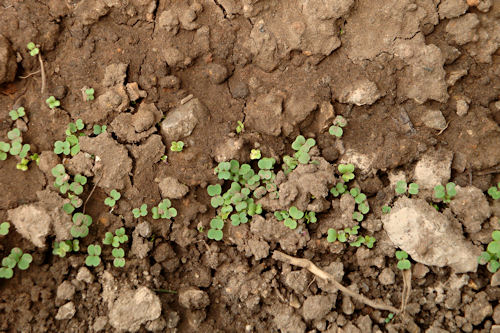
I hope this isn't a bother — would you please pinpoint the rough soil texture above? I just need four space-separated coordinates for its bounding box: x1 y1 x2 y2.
1 0 500 332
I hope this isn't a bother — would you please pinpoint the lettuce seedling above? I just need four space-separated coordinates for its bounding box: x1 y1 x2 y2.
257 157 276 180
236 121 244 134
152 199 177 219
9 107 25 121
329 115 347 138
433 182 456 203
488 183 500 200
478 230 500 272
54 140 70 155
85 88 95 101
385 313 394 324
93 124 107 135
132 204 148 218
103 227 128 247
27 42 39 56
338 164 354 182
396 250 411 270
0 248 33 279
46 96 60 109
0 142 10 160
170 141 184 152
395 180 418 195
250 149 261 160
53 240 79 258
74 174 87 185
364 235 376 248
330 183 347 197
112 248 125 267
0 222 10 236
104 189 121 207
85 245 101 267
208 217 224 240
70 213 92 238
291 135 316 164
305 211 317 224
382 205 391 214
275 206 304 230
52 164 69 187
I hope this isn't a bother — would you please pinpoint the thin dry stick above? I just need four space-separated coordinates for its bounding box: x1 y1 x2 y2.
19 70 41 79
83 176 101 214
38 53 46 94
400 269 412 314
273 251 400 313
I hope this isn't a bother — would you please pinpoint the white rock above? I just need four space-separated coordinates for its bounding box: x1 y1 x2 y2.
438 0 468 19
155 176 189 199
108 287 162 332
76 267 94 283
456 99 469 116
413 148 453 189
337 79 381 106
446 13 480 45
422 110 447 130
382 197 480 273
7 205 51 248
55 302 76 320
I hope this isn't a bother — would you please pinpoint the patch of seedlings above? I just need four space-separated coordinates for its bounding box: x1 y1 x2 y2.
433 182 456 203
395 180 419 196
0 248 32 279
53 240 80 258
478 230 500 272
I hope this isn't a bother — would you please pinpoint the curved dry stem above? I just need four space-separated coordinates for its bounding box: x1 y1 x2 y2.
38 53 46 95
272 250 400 314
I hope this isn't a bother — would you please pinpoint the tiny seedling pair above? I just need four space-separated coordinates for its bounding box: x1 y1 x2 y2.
9 107 26 121
0 248 32 279
133 204 148 218
0 222 10 236
236 121 244 134
488 183 500 200
395 180 419 196
53 240 79 258
329 115 347 138
104 190 121 207
327 227 376 248
275 206 305 230
70 213 93 238
46 96 60 109
208 217 224 240
151 199 177 219
170 141 184 152
93 124 107 135
396 250 411 270
250 149 261 160
433 182 456 203
478 230 500 273
85 245 101 267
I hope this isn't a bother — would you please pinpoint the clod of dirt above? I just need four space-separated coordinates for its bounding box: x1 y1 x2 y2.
282 269 311 294
378 267 396 285
463 291 493 326
393 35 448 104
438 0 469 19
111 103 162 143
38 150 62 178
449 185 491 233
456 98 469 117
446 13 480 45
131 227 152 259
228 80 249 99
382 197 480 273
55 302 76 320
7 190 72 247
155 176 189 199
206 63 229 84
108 287 162 332
421 109 447 131
283 93 318 132
160 97 208 142
162 47 185 69
272 306 306 333
102 63 128 88
79 133 132 190
85 86 129 124
336 79 381 106
245 92 284 136
0 34 16 85
76 267 94 284
74 0 115 25
67 152 94 177
126 82 147 102
214 137 247 163
56 281 76 302
178 288 210 309
413 148 453 189
302 295 335 321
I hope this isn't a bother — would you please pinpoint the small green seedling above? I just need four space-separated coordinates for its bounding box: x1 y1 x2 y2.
0 248 33 279
488 183 500 200
396 250 411 270
152 199 177 219
53 240 79 258
328 228 375 248
170 141 184 152
433 182 456 203
103 227 128 248
478 230 500 273
52 164 69 186
112 248 125 267
105 190 121 207
46 96 60 109
0 142 10 160
0 222 10 236
275 206 304 230
93 124 107 135
236 121 244 134
27 42 39 56
338 164 355 182
208 217 224 241
382 205 391 214
67 119 85 134
385 313 394 324
395 180 419 195
291 135 316 164
132 204 148 218
85 244 101 267
70 213 92 238
9 107 26 121
329 115 347 138
85 88 95 101
330 182 347 197
250 149 261 160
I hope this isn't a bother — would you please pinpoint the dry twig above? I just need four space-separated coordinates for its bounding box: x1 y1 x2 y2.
272 250 400 313
38 53 46 94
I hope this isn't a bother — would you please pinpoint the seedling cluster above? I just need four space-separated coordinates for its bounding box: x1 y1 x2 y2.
103 227 128 267
9 107 26 121
53 240 80 258
46 96 61 109
236 121 244 134
0 126 36 171
329 115 347 138
52 164 87 213
151 199 177 219
54 119 85 156
478 230 500 273
133 204 148 218
282 136 316 174
70 213 93 238
433 182 456 203
0 248 32 279
327 227 376 248
104 190 121 208
349 187 370 222
170 141 184 152
250 149 261 160
93 124 107 135
274 206 316 230
27 42 39 56
85 244 101 267
396 250 411 270
395 180 419 196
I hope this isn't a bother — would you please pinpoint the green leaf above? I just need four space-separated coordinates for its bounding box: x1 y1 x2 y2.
395 180 407 194
0 141 10 152
355 193 366 204
397 259 411 270
210 218 224 230
487 241 500 255
434 185 445 199
408 183 419 195
283 218 297 230
112 248 125 258
329 125 343 138
7 128 21 141
478 251 491 265
337 231 347 242
62 203 75 214
353 212 363 222
258 157 275 170
17 254 32 270
0 267 13 279
446 182 456 197
0 222 10 236
338 164 354 174
207 184 222 196
211 196 224 208
230 214 241 226
85 256 100 267
103 232 114 245
291 135 306 150
493 231 500 241
297 152 310 164
395 250 408 260
382 205 391 214
327 229 337 243
207 229 223 241
358 203 369 215
488 260 500 273
289 206 304 219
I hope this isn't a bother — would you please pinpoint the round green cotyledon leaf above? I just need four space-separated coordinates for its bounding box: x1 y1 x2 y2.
210 218 224 230
329 125 343 138
207 184 222 196
207 229 223 241
283 218 297 230
434 185 445 199
395 250 408 260
397 259 411 270
289 206 304 220
327 229 337 243
487 241 500 255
